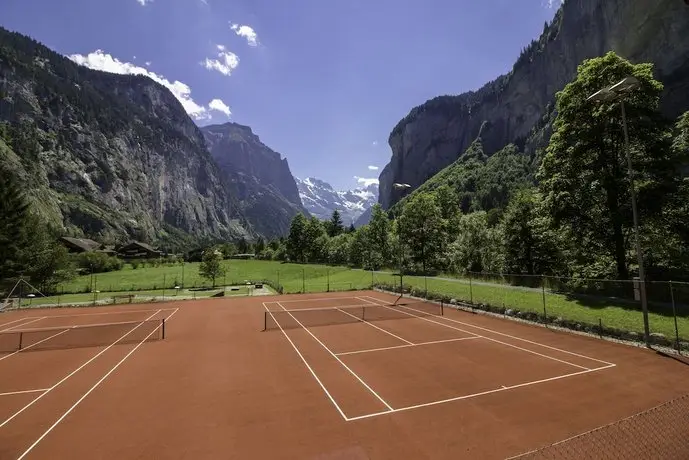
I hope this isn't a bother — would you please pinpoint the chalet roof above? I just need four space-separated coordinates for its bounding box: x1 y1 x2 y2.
118 241 160 253
60 237 102 252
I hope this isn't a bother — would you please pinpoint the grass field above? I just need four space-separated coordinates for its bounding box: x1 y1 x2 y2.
11 260 688 346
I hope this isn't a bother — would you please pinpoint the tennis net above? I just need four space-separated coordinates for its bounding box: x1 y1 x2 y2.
0 318 165 353
263 301 443 331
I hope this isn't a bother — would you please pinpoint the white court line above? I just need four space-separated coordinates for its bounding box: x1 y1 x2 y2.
11 318 166 333
276 296 362 304
364 295 616 368
0 388 50 397
0 309 163 429
0 317 47 332
0 329 71 363
31 307 177 320
276 301 394 412
0 317 37 329
17 308 178 460
267 302 380 312
358 297 591 371
336 336 481 356
262 303 348 421
335 308 413 345
345 363 616 422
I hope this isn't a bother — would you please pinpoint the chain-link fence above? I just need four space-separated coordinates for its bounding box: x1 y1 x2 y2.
506 393 689 460
371 271 689 354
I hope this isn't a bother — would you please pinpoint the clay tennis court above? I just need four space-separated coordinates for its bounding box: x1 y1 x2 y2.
0 290 688 459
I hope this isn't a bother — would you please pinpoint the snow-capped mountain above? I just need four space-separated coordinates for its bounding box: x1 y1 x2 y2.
296 177 378 226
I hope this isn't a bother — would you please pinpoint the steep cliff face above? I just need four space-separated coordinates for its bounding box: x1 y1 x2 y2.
202 123 308 238
0 27 253 246
380 0 689 209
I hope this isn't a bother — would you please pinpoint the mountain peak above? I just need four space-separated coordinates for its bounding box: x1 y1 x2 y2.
296 177 378 225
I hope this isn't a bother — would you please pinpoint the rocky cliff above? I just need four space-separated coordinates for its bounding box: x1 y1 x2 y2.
380 0 689 209
0 27 253 246
202 123 308 238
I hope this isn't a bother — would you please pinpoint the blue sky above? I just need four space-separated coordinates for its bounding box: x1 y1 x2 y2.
2 0 561 190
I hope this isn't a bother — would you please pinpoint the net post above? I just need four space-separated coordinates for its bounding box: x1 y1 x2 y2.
18 331 23 350
362 305 366 321
263 311 267 332
440 300 444 316
162 317 165 339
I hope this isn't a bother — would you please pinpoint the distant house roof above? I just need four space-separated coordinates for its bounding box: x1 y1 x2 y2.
60 237 102 252
117 241 162 255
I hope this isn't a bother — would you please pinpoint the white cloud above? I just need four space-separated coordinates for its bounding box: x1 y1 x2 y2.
372 141 378 146
203 46 240 76
68 49 211 120
145 61 152 66
545 0 563 8
367 165 379 171
354 176 379 187
230 23 259 47
209 98 231 117
136 0 152 5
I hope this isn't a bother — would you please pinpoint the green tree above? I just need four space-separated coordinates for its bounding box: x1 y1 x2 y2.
254 237 265 254
398 192 445 275
24 220 76 292
348 225 371 268
448 211 503 273
326 210 344 237
501 188 561 275
367 204 391 268
347 223 356 233
0 164 32 285
305 217 328 263
326 233 351 266
538 51 675 279
287 214 308 263
199 247 226 288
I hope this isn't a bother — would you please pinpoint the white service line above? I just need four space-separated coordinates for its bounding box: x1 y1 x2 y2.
276 301 394 412
0 317 37 329
14 318 166 334
0 329 72 363
262 303 348 421
275 296 361 304
35 307 178 319
336 336 481 356
335 308 413 345
345 363 616 422
0 309 163 429
0 388 50 397
361 296 599 371
269 302 382 312
0 317 47 332
16 308 178 460
372 296 616 367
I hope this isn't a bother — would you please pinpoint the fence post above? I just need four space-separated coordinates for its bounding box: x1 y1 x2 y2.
163 274 166 300
93 275 97 306
327 268 330 292
670 281 681 354
371 269 374 288
277 271 280 292
57 285 62 308
542 275 547 324
469 272 473 304
302 268 305 293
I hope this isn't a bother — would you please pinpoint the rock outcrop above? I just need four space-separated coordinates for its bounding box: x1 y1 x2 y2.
0 27 253 246
380 0 689 209
202 123 308 238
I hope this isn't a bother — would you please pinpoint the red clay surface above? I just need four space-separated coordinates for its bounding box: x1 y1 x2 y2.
0 290 688 459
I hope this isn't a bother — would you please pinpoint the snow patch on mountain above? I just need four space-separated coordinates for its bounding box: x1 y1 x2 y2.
296 177 378 226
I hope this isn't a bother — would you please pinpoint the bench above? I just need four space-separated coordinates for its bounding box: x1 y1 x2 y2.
112 294 136 304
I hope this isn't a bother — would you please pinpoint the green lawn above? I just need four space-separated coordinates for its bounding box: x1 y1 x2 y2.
19 259 687 346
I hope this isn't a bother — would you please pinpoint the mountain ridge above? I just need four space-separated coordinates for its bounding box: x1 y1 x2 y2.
379 0 689 209
296 177 378 225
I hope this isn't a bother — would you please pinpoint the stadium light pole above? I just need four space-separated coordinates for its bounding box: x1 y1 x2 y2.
588 76 650 347
392 183 412 302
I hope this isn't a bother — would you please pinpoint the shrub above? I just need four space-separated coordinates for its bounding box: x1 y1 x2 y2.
75 252 124 273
